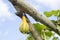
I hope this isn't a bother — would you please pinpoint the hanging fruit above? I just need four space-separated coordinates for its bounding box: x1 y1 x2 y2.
19 15 29 34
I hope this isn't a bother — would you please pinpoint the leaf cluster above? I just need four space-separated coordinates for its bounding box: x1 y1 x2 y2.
26 10 60 40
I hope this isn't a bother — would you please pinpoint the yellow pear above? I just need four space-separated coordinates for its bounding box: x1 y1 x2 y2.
19 16 29 34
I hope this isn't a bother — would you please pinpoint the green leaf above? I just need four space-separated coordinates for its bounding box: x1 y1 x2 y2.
44 10 60 17
33 23 48 35
44 11 52 17
51 20 57 25
34 23 47 30
45 30 53 37
51 10 58 16
26 34 34 40
53 37 58 40
57 25 60 31
51 20 57 23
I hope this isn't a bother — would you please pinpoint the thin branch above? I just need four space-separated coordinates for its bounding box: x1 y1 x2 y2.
16 10 43 40
9 0 60 35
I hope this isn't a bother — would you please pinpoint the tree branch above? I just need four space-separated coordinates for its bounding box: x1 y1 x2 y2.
9 0 60 35
15 9 43 40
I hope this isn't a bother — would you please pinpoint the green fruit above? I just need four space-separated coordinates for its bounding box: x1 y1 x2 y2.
19 22 29 34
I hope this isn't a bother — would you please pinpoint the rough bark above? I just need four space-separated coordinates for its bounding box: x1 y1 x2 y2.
9 0 60 35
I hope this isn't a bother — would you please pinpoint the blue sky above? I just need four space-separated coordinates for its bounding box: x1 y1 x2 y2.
0 0 60 40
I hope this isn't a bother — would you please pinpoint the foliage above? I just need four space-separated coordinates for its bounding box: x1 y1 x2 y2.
26 34 34 40
44 10 60 17
26 10 60 40
53 37 58 40
26 23 53 40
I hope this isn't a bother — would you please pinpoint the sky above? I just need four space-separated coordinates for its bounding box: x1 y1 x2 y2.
0 0 60 40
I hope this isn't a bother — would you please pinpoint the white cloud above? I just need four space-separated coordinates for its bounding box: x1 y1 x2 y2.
0 31 9 40
0 31 2 36
26 0 60 13
35 0 60 10
0 31 8 36
0 18 5 23
0 0 13 19
3 31 8 36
